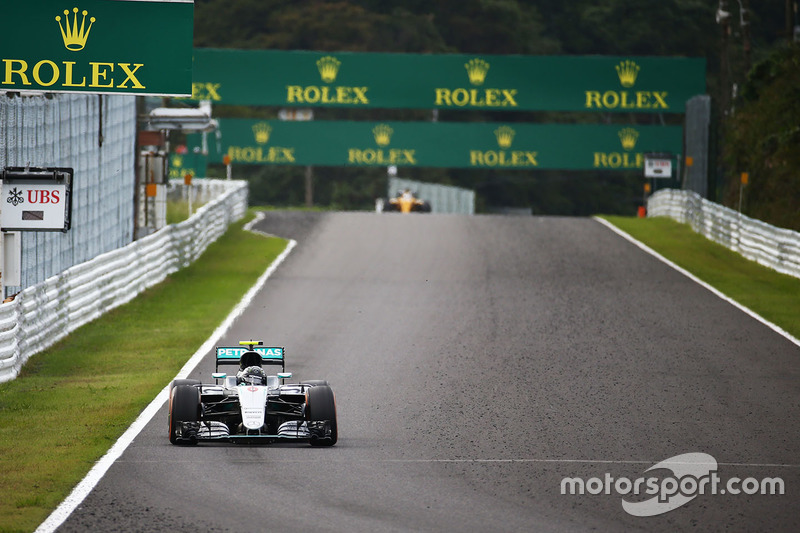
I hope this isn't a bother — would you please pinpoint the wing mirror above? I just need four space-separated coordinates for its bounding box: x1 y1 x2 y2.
277 372 292 380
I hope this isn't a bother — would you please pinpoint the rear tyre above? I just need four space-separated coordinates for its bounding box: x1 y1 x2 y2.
169 384 200 445
301 380 330 387
306 385 337 446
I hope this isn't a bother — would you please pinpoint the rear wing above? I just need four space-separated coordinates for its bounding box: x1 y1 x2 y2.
215 345 285 373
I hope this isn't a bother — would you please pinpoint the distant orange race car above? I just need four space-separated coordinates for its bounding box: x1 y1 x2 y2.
383 189 432 213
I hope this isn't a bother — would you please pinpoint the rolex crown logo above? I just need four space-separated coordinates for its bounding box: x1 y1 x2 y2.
252 122 272 144
615 60 640 88
55 7 96 51
172 155 183 167
316 56 341 84
618 127 639 151
494 126 515 149
372 124 393 146
465 58 490 86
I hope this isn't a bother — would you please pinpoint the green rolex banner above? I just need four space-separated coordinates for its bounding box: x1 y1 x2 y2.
187 119 682 171
189 48 705 113
1 0 194 96
169 150 207 181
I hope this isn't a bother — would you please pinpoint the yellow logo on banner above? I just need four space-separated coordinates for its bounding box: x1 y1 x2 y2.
618 127 639 151
593 127 643 169
347 124 416 165
470 126 537 168
465 58 490 86
1 6 144 89
372 124 393 146
615 60 640 88
55 7 96 51
286 56 368 105
227 124 295 163
191 82 222 101
435 57 517 108
316 56 341 83
585 59 667 110
494 126 515 149
168 154 197 180
252 122 272 144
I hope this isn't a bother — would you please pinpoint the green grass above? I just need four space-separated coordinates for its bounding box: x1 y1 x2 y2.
602 215 800 339
167 200 205 224
0 210 287 533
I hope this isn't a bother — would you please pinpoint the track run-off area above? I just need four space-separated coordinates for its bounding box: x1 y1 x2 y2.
49 212 799 532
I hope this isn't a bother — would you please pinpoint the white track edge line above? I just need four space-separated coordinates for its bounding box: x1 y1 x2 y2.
594 217 800 349
35 217 295 533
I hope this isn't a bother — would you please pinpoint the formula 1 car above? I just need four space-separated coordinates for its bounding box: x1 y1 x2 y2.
168 341 337 446
382 189 431 213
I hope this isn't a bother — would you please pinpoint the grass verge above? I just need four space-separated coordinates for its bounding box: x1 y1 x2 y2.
166 200 205 225
0 210 287 533
601 215 800 340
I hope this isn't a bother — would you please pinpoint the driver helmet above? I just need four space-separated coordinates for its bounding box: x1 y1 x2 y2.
238 365 266 386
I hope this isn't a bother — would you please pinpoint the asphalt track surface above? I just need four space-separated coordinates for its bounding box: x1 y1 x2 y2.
56 212 799 532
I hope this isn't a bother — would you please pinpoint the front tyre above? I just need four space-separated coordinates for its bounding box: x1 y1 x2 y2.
169 378 201 395
306 385 337 446
169 384 200 445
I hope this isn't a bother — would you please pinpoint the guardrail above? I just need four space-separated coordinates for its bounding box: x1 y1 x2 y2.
168 178 237 204
647 189 800 279
0 179 248 383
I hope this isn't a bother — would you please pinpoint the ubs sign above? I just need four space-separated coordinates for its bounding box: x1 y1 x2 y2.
0 0 193 96
1 167 73 232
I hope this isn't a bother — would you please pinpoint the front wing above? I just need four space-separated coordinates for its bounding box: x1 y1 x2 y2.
174 420 334 444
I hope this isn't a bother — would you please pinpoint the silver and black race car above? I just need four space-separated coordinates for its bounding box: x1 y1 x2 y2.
168 341 337 446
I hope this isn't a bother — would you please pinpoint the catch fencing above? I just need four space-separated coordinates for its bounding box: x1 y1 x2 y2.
0 179 248 384
647 189 800 279
683 95 711 198
0 93 137 294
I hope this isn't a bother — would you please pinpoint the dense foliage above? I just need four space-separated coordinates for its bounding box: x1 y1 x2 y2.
193 0 793 219
723 44 800 230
